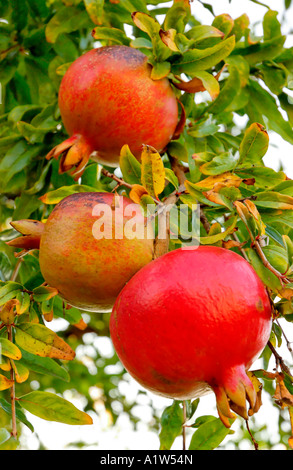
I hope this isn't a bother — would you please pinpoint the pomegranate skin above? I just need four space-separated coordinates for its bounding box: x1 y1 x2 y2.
47 45 178 178
110 246 272 426
37 192 153 312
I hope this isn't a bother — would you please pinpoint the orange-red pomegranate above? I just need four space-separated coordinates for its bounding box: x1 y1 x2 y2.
47 45 179 179
110 246 272 427
8 193 153 312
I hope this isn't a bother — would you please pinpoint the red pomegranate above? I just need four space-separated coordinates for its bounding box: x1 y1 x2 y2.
47 45 179 179
110 246 272 427
8 192 154 312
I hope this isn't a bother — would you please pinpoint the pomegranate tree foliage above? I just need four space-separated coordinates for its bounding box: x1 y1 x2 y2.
0 0 293 451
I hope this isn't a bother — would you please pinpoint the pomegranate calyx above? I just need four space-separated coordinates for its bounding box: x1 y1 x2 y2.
46 134 93 180
214 365 258 428
7 219 45 254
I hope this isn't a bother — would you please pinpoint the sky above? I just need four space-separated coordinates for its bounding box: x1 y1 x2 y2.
19 0 293 451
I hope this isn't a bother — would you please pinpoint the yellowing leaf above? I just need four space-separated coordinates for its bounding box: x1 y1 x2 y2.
0 374 13 391
0 338 22 360
129 184 149 204
141 146 165 199
15 323 75 360
11 361 29 384
18 391 93 425
195 172 242 190
244 199 266 236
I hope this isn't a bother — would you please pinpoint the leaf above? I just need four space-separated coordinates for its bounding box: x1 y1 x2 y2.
18 391 93 425
0 398 34 433
0 338 22 360
39 184 101 205
207 65 241 115
246 79 293 145
185 25 225 43
240 35 286 65
150 61 171 80
0 374 13 391
11 361 29 384
83 0 104 25
129 184 149 204
171 36 235 76
33 286 59 302
19 348 70 382
159 401 184 450
254 191 293 210
239 123 269 165
194 172 242 190
189 417 235 450
141 146 165 199
92 26 131 45
173 71 220 100
167 141 188 163
0 282 23 307
15 323 75 360
45 7 90 43
200 216 238 244
119 144 142 184
15 291 30 315
212 13 234 38
131 11 169 61
200 151 238 175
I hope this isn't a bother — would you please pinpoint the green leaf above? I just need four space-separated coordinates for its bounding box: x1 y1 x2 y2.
167 141 188 163
92 26 131 45
119 144 142 184
207 65 241 115
0 282 23 306
200 216 238 244
246 247 282 293
159 401 184 450
246 79 293 145
263 10 281 40
233 35 286 65
45 6 91 43
19 348 70 382
14 323 75 360
0 338 22 361
18 391 93 425
254 191 293 210
131 11 170 61
163 0 190 33
189 417 234 450
238 122 269 165
171 36 235 76
185 25 225 44
200 151 238 175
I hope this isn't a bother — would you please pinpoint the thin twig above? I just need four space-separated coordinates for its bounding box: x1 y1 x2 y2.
10 259 22 282
267 341 292 376
101 168 133 189
254 240 290 285
245 419 259 450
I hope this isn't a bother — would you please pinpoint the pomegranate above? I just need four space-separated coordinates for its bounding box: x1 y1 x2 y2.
110 246 272 427
47 45 179 179
8 192 154 312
